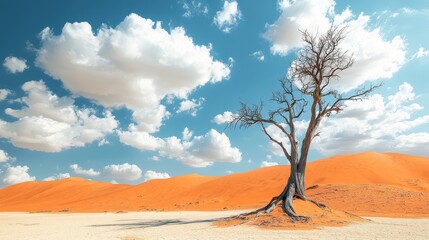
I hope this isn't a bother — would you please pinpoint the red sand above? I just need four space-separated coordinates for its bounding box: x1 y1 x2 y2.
0 152 428 218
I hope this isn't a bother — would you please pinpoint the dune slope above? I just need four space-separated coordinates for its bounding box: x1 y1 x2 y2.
0 152 428 217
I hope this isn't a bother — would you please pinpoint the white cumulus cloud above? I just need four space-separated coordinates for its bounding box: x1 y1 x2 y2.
260 161 279 168
120 128 242 168
43 173 70 181
214 1 242 33
1 165 35 186
176 98 204 116
264 0 334 54
264 0 406 92
103 163 142 181
36 13 230 134
3 56 28 73
70 164 101 177
213 111 237 124
312 83 429 156
118 129 164 152
0 80 118 152
167 129 242 167
144 170 170 182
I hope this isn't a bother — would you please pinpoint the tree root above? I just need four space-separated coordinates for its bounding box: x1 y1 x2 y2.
233 195 327 224
237 196 282 217
307 198 327 209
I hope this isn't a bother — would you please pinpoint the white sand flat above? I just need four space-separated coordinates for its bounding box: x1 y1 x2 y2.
0 211 428 240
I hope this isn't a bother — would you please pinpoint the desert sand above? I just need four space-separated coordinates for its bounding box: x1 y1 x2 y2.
1 152 428 239
0 211 428 240
0 152 427 218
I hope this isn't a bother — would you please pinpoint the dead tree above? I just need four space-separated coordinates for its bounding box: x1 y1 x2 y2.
229 25 380 221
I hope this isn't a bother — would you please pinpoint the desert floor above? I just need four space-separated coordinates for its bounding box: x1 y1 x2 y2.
0 211 428 240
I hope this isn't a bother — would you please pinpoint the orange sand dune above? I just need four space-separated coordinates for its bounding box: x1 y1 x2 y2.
0 152 428 217
306 152 429 188
0 177 131 212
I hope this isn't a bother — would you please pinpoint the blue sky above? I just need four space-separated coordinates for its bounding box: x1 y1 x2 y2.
0 0 428 186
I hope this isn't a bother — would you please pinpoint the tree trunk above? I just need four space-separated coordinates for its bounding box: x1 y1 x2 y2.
257 162 308 220
237 161 318 221
295 161 307 199
281 174 298 218
281 162 311 220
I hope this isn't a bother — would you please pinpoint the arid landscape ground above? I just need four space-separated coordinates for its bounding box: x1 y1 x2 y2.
0 152 428 239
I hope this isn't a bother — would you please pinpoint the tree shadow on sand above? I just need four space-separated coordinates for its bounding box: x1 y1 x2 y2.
89 217 223 229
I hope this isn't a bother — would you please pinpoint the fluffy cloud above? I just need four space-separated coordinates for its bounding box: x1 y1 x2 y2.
69 163 142 181
3 56 28 73
36 13 230 133
120 128 242 167
70 164 101 177
250 51 265 61
334 16 406 92
264 0 334 54
103 163 142 181
0 80 118 152
118 129 164 151
264 0 406 92
0 150 13 163
213 111 237 124
130 106 170 133
260 161 279 168
144 170 170 182
312 83 429 156
413 47 429 59
1 165 35 186
168 129 241 167
176 98 204 116
396 133 429 153
214 1 242 33
43 173 70 181
0 89 10 102
181 0 208 18
5 81 77 123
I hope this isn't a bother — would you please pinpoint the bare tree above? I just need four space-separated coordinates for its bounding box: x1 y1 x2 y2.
229 25 380 221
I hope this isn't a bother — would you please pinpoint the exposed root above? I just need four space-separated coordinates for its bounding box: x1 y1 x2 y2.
290 215 311 222
215 196 365 230
306 184 319 190
232 194 329 225
229 177 329 224
237 195 282 217
282 198 313 222
307 198 327 209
